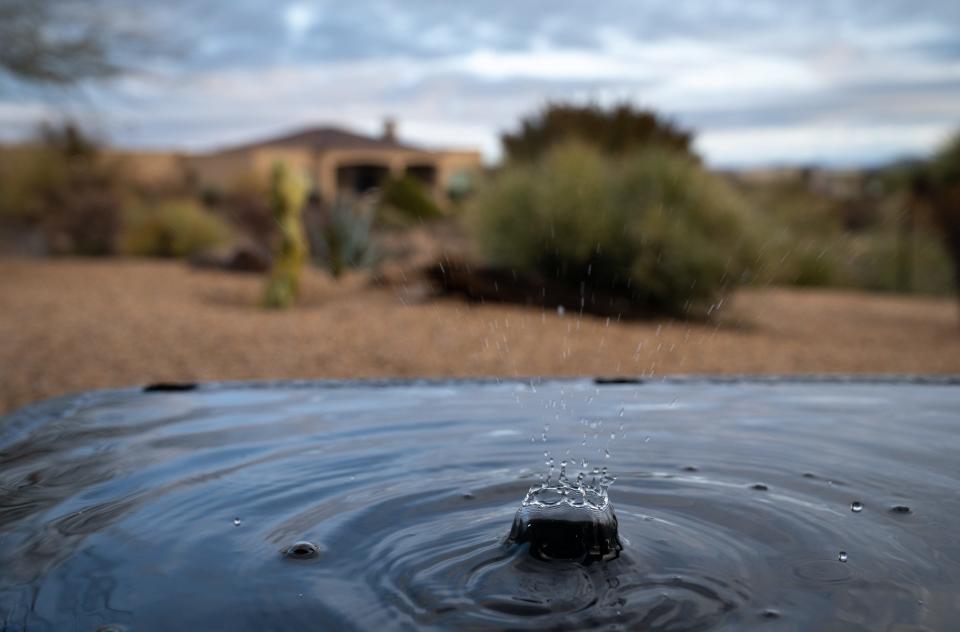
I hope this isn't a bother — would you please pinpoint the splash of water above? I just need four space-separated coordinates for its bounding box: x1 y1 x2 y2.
522 460 616 511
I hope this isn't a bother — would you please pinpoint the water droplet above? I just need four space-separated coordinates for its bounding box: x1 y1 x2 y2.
838 551 848 562
604 448 610 459
618 407 625 417
462 492 475 500
751 483 769 491
760 609 782 619
850 501 863 513
643 436 651 443
890 504 912 514
232 517 241 527
557 305 565 317
683 466 699 472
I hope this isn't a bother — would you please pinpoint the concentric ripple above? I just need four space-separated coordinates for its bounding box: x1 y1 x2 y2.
1 379 959 630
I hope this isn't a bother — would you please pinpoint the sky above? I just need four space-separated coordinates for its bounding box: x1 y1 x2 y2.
1 0 959 168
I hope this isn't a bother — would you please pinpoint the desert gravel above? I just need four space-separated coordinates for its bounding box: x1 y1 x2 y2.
1 257 958 414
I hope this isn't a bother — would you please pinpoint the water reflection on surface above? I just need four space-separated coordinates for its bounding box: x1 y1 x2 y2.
1 379 958 630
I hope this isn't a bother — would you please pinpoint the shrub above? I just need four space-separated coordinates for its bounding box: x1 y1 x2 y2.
308 196 379 279
120 200 232 257
0 122 126 255
502 102 695 162
911 132 960 302
378 176 442 224
465 142 759 316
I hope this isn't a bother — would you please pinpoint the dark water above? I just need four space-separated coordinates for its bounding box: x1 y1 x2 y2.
1 378 959 631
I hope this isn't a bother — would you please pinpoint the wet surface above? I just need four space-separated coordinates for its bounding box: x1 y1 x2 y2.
0 378 958 630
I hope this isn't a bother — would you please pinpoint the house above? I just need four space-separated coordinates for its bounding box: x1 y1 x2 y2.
183 119 483 207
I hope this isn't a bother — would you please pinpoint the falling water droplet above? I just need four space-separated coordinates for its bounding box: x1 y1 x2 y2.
643 436 651 443
557 305 565 317
838 551 848 562
851 501 863 513
233 517 242 527
604 448 611 459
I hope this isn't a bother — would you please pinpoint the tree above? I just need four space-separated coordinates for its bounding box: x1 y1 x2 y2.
501 102 696 162
911 132 960 311
0 0 153 88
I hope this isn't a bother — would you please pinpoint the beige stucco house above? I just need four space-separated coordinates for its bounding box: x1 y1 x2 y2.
183 120 483 207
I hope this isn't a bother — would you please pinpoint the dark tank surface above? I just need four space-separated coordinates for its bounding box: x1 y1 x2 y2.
1 377 959 630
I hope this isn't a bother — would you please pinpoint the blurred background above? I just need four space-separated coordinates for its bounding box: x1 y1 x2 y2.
1 0 959 413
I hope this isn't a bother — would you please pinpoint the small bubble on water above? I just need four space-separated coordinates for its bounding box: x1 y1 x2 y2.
283 541 322 560
232 517 242 527
838 551 848 562
851 501 863 513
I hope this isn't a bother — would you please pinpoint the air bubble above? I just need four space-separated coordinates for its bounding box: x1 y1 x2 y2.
232 517 242 527
838 551 848 562
283 541 322 560
851 501 863 513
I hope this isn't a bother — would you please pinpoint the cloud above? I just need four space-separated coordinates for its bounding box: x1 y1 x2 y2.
1 0 958 167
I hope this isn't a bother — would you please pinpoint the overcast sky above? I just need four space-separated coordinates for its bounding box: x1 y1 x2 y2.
1 0 958 167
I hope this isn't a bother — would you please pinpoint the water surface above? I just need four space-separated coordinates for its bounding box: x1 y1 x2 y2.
1 378 958 630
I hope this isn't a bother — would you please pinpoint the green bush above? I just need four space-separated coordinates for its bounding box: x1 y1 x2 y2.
845 228 954 295
502 102 695 162
121 201 232 258
465 142 759 316
378 176 442 224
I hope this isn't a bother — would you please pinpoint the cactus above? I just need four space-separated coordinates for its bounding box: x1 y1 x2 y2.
262 163 309 308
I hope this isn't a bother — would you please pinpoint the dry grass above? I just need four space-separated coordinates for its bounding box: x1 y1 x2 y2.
0 257 958 414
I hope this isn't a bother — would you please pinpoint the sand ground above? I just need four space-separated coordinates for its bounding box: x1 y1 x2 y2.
1 257 958 414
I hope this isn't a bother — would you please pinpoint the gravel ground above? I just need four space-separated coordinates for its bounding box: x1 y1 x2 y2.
1 257 958 414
